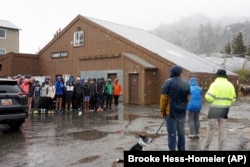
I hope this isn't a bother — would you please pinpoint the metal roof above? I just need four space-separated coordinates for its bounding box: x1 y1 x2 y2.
0 19 19 30
86 16 236 76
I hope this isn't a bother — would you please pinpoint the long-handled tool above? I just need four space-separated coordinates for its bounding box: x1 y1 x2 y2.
155 118 165 136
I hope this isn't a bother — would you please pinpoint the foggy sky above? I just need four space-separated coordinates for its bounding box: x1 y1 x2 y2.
1 0 250 53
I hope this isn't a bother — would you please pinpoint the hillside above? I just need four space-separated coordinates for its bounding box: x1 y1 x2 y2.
150 13 250 55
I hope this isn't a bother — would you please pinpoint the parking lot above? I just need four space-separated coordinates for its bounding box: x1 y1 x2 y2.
0 97 250 167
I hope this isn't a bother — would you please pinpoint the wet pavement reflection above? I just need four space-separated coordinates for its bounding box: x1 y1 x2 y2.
0 98 250 167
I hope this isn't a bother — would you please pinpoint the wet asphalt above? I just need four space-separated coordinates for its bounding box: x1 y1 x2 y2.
0 97 250 167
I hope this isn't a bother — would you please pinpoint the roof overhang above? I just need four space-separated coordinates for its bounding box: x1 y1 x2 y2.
123 52 158 71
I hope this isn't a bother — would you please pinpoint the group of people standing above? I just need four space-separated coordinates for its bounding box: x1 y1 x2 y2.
15 76 57 114
14 75 122 114
160 65 236 151
65 76 122 113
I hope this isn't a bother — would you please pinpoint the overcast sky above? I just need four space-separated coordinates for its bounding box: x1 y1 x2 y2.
1 0 250 54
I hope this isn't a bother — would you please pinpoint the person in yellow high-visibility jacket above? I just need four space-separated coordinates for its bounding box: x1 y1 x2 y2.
203 69 236 150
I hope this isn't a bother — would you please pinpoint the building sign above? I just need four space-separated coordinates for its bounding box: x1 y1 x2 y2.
51 51 68 59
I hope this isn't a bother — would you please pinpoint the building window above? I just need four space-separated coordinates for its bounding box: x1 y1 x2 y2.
0 49 6 55
0 64 2 71
0 29 6 39
73 30 84 46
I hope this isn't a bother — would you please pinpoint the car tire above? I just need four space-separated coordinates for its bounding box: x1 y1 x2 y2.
7 120 25 131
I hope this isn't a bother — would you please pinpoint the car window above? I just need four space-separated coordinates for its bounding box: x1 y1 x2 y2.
0 81 22 93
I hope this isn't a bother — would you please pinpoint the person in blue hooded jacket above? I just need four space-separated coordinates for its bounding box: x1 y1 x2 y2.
160 65 190 151
55 76 64 112
187 77 203 139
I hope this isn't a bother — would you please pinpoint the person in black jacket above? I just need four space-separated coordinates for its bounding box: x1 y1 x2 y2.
96 78 105 112
73 77 83 111
160 65 190 151
83 79 91 112
89 78 97 112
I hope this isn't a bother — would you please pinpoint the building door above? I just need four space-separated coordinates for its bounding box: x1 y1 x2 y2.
129 73 139 104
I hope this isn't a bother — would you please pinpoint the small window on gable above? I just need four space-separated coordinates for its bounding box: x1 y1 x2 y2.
0 29 6 39
73 30 84 47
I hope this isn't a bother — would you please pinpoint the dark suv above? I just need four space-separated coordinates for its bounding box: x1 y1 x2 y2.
0 77 28 130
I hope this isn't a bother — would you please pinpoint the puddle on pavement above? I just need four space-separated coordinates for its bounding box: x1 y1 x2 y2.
71 129 109 140
104 114 119 121
70 128 156 141
69 155 100 166
103 113 141 122
104 112 151 122
228 117 249 124
77 155 100 163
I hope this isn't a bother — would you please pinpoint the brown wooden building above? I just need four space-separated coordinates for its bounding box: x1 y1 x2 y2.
0 52 39 76
0 15 239 104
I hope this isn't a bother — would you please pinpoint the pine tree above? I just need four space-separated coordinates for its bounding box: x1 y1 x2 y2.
224 42 231 54
231 32 247 57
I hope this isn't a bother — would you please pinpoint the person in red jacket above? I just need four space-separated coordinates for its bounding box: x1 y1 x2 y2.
113 78 122 110
21 78 35 114
21 78 29 94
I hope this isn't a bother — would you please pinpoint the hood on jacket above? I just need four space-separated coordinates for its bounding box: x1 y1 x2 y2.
216 69 227 78
69 75 74 82
57 76 62 81
170 65 182 77
189 77 198 86
107 78 112 83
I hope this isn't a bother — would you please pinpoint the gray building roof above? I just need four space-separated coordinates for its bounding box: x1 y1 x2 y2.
86 16 236 76
0 19 19 30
